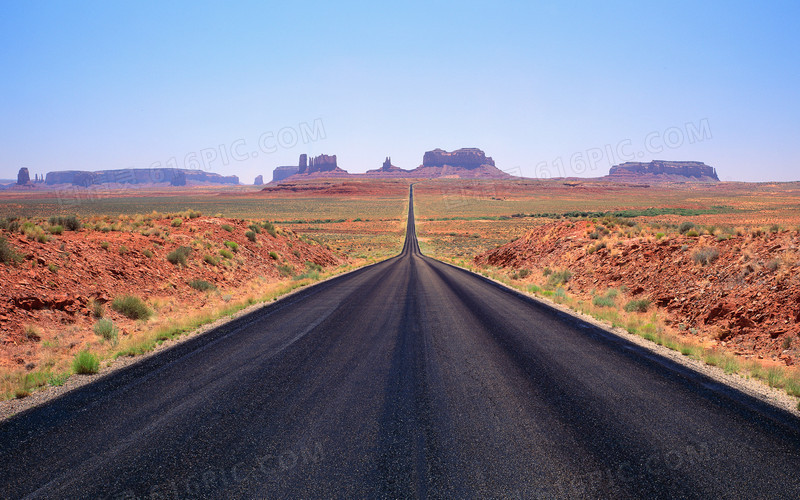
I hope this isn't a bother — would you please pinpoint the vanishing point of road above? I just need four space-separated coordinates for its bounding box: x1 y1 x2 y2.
2 186 800 498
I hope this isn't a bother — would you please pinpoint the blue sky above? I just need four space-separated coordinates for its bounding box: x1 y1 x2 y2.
1 1 798 182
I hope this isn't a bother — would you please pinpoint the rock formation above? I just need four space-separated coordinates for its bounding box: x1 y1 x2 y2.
607 161 719 182
254 175 264 186
17 167 30 185
422 148 496 169
305 154 338 174
44 168 238 187
272 165 299 183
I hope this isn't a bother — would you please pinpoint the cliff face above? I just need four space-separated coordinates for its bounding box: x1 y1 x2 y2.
254 175 264 186
305 154 338 174
44 168 239 186
422 148 495 169
608 161 719 182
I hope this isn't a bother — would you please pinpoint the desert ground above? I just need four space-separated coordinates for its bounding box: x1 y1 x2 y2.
1 178 799 404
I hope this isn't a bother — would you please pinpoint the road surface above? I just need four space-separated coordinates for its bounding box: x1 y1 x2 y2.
2 186 800 498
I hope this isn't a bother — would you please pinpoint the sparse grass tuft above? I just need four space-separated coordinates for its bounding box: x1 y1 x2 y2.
245 230 257 242
269 251 279 260
692 247 720 266
72 351 99 374
624 299 651 313
93 319 118 343
224 241 239 253
203 254 219 266
221 224 233 232
546 269 572 287
111 295 152 320
171 218 183 227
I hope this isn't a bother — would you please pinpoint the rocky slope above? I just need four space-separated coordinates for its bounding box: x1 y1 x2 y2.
0 216 341 389
476 221 799 363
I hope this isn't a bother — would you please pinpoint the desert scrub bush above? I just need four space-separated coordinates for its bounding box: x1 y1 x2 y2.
766 259 780 272
171 218 183 227
93 319 118 343
277 263 294 277
72 351 99 374
245 230 257 242
100 241 110 250
111 295 152 320
262 221 277 237
142 249 153 258
188 279 216 291
49 215 81 231
305 261 323 272
510 268 531 280
269 251 279 260
221 224 233 232
48 224 64 235
624 299 651 313
203 254 219 266
166 245 192 266
587 242 607 254
0 216 21 232
0 236 21 264
592 291 617 308
248 224 261 234
90 299 104 318
224 241 239 252
24 324 41 341
547 269 572 287
23 224 50 242
679 221 696 234
48 263 58 273
118 245 129 255
692 247 720 266
219 248 234 259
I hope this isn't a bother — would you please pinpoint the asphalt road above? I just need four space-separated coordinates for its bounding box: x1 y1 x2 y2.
2 186 800 499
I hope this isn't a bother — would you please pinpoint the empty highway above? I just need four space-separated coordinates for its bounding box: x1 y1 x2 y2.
2 186 800 499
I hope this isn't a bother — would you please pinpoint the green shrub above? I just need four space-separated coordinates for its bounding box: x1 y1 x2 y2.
245 230 257 242
248 224 261 234
48 263 58 273
543 267 553 277
166 246 192 266
293 270 320 281
93 319 118 343
592 294 616 308
305 261 323 272
624 299 651 313
48 215 81 231
686 229 699 237
692 247 720 266
188 279 216 291
221 224 233 232
219 248 234 259
679 221 696 234
118 245 129 255
100 241 110 250
203 254 219 266
269 251 279 260
73 351 99 374
0 217 21 232
0 236 21 264
171 218 183 227
224 241 239 252
142 249 153 258
187 210 201 219
48 225 64 235
262 221 277 237
277 264 294 277
111 295 152 320
547 269 572 287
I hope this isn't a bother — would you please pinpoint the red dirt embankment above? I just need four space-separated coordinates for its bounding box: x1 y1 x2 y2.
0 216 341 376
476 221 800 364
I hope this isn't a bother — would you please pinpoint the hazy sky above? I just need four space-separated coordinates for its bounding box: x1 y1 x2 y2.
1 1 798 183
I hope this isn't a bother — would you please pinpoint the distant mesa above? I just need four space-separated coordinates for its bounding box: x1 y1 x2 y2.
254 174 264 186
422 148 495 169
44 168 239 187
607 161 719 182
412 148 511 179
272 165 299 183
